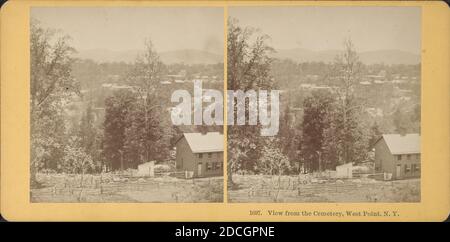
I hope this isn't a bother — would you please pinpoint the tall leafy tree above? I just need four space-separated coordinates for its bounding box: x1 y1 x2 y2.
102 90 136 171
125 39 171 164
79 104 96 153
77 103 103 171
322 96 369 166
30 19 79 186
300 90 335 172
325 39 368 165
124 97 169 166
227 18 274 187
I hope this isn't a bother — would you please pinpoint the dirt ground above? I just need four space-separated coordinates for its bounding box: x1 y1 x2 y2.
31 173 223 203
228 174 420 203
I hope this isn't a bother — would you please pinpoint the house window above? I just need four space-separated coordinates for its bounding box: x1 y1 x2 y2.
214 162 221 170
407 154 411 160
415 164 420 172
198 153 203 159
397 155 402 161
208 153 212 158
405 164 410 173
206 162 212 171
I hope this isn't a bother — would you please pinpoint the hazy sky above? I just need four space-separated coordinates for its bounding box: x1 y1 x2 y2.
31 7 224 54
229 7 421 54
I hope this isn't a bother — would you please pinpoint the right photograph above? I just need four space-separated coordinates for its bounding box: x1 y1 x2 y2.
227 6 421 203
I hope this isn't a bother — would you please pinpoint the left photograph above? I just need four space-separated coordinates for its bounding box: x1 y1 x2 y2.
30 7 224 203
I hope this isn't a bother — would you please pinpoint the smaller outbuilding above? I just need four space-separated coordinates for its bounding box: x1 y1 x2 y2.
336 163 353 179
136 161 155 177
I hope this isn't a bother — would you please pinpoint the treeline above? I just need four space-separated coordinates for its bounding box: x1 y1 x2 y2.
72 58 224 90
271 58 421 86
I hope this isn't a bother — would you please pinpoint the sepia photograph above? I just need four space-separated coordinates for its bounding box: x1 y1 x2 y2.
227 6 421 203
30 7 224 203
1 0 448 223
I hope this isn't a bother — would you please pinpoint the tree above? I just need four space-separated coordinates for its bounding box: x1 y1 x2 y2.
325 39 368 165
257 138 290 175
227 18 274 187
62 136 95 201
30 19 79 186
256 138 290 202
77 103 103 171
322 97 369 166
79 104 96 152
124 98 170 167
300 90 335 172
62 136 94 174
278 101 299 163
125 39 169 164
102 90 136 171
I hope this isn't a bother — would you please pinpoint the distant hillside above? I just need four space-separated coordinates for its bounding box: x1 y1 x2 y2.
160 49 223 65
75 49 223 65
273 48 420 65
76 48 419 65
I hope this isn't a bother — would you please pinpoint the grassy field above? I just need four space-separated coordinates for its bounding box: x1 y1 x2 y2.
31 173 223 203
228 174 420 203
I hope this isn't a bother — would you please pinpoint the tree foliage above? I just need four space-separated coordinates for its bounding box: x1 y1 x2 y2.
325 39 369 165
62 136 95 174
256 138 290 175
300 90 335 172
30 19 79 185
102 40 172 170
103 90 136 170
227 18 275 186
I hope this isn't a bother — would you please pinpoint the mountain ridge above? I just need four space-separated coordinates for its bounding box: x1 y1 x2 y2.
272 48 420 65
75 48 420 65
74 48 223 65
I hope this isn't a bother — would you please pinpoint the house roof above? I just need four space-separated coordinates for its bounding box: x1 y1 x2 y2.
179 132 224 153
377 134 421 155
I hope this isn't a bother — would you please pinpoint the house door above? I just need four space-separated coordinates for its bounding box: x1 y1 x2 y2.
197 163 203 177
396 165 401 179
